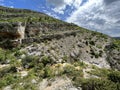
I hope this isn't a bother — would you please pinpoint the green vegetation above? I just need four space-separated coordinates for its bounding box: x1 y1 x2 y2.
63 65 83 77
40 56 55 66
88 66 110 78
73 66 120 90
0 48 16 64
89 41 95 46
90 49 100 58
108 71 120 83
0 47 120 90
0 5 62 23
111 39 120 50
73 61 87 68
0 66 17 78
0 73 20 88
22 55 39 69
81 78 119 90
62 55 68 62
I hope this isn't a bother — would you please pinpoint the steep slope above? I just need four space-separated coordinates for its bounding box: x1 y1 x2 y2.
0 6 120 90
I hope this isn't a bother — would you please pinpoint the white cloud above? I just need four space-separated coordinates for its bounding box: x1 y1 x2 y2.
46 0 66 14
66 0 120 37
46 0 120 37
46 0 82 14
52 5 66 14
72 0 82 8
43 10 60 19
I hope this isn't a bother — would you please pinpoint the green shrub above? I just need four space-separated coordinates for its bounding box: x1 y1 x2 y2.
41 56 55 66
85 41 89 46
0 48 6 64
90 49 99 58
88 68 110 78
43 65 53 78
63 65 83 79
111 40 120 50
89 41 95 46
74 61 87 68
34 63 44 71
22 55 39 69
0 48 17 64
14 50 23 57
108 71 120 83
0 73 20 88
0 66 17 78
62 55 68 63
81 78 117 90
12 73 38 90
99 50 103 57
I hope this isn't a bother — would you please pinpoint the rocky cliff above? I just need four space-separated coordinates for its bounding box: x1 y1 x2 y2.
0 6 120 90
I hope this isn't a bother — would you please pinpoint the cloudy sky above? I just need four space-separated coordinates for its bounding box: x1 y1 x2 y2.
0 0 120 37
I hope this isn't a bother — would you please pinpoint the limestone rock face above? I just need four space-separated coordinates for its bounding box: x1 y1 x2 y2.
0 22 25 39
0 22 26 47
17 22 26 39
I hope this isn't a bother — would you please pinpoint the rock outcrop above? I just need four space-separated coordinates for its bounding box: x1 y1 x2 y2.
0 22 26 47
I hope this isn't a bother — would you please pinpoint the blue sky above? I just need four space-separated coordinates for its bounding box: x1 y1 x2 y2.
0 0 120 37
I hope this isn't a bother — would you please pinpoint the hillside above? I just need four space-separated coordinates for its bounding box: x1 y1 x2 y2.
113 37 120 40
0 6 120 90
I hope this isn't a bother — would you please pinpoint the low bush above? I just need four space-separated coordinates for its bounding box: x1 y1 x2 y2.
108 71 120 83
63 65 83 80
81 78 117 90
0 73 20 88
40 56 55 66
0 66 17 78
22 55 39 69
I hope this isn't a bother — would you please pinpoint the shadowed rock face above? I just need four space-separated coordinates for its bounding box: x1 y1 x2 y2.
0 22 26 48
0 22 26 39
0 32 21 39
